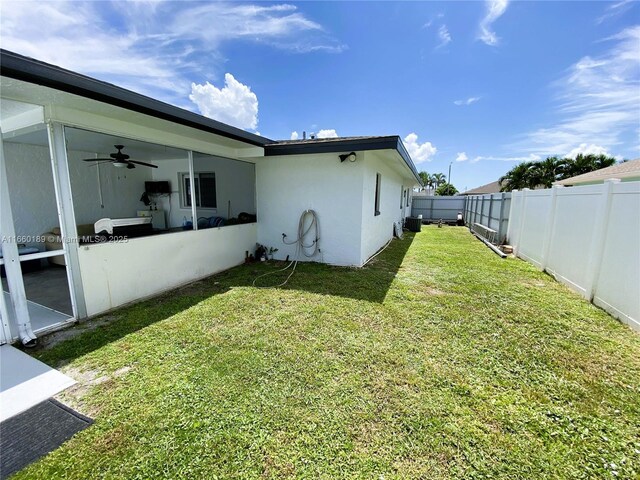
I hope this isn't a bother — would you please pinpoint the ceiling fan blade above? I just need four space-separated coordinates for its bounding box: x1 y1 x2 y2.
88 161 113 167
129 160 158 168
83 158 112 162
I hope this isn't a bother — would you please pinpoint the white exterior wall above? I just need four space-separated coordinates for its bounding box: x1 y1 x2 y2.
508 181 640 330
256 153 364 266
78 223 257 316
360 151 413 264
256 150 416 267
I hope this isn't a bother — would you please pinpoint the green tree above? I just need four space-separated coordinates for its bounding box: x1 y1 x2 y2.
435 182 458 196
418 171 430 191
565 154 616 177
432 173 446 188
499 153 618 192
528 156 568 188
499 161 535 191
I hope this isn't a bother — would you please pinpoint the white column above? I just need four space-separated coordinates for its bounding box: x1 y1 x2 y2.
540 185 563 272
0 128 36 344
187 150 198 230
47 122 87 318
584 179 620 301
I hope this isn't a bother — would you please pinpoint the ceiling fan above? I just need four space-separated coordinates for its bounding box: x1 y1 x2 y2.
82 145 158 169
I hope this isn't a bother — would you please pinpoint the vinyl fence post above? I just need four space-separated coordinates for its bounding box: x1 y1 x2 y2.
506 190 517 244
584 179 620 301
429 197 434 222
488 193 494 230
498 192 506 244
540 185 563 272
514 189 529 257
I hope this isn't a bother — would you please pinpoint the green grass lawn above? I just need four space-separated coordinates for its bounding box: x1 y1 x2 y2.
20 227 639 479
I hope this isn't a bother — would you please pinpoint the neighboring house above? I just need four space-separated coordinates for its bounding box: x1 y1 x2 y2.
555 158 640 186
460 180 502 195
0 50 420 345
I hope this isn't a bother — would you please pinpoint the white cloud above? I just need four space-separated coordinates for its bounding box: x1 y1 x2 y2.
403 133 437 163
478 0 509 46
455 152 468 162
453 96 480 106
437 25 452 48
596 0 634 25
472 153 540 163
565 144 611 159
189 74 258 130
317 129 339 139
516 26 640 157
290 131 299 140
0 1 344 104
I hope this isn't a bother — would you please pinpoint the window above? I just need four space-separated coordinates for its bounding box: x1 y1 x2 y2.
374 173 381 216
180 172 217 209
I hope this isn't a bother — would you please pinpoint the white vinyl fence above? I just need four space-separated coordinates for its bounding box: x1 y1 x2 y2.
507 180 639 331
463 193 511 244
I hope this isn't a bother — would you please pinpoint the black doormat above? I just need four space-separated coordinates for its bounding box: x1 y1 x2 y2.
0 399 92 479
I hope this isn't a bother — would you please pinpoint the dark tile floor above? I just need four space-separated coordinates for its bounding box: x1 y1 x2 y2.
2 264 72 315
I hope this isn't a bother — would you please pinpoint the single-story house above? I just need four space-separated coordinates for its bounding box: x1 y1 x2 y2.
555 158 640 186
460 180 502 195
0 50 421 345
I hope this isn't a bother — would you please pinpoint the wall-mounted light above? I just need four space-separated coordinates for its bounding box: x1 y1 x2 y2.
339 152 357 163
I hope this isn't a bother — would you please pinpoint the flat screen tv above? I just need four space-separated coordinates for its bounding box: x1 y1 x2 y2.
145 181 171 194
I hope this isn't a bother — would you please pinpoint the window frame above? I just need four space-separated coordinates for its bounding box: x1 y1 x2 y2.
374 173 381 216
179 171 217 210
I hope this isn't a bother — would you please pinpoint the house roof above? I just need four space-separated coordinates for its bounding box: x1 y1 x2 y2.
0 49 270 147
461 180 502 195
555 158 640 186
0 49 421 184
265 136 421 184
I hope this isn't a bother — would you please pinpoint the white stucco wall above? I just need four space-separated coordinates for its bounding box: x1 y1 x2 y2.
152 155 256 229
256 153 365 266
256 150 417 267
78 223 257 316
4 142 151 247
360 151 414 264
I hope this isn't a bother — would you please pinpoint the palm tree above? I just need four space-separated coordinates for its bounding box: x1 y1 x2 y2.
564 154 616 178
418 171 430 191
528 156 568 188
432 173 446 189
499 161 535 191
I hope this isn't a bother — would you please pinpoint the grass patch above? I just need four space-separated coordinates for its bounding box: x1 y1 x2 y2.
18 227 640 479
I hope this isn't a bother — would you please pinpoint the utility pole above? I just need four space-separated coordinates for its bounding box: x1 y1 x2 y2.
448 161 453 187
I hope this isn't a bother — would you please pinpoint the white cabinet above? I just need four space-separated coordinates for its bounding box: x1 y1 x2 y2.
137 210 167 230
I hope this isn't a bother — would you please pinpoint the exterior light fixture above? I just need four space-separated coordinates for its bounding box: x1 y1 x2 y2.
339 152 357 163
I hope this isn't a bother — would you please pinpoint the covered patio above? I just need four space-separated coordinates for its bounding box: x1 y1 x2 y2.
0 52 263 345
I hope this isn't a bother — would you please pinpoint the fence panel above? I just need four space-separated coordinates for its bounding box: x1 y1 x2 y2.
411 196 466 222
508 181 639 331
463 192 511 244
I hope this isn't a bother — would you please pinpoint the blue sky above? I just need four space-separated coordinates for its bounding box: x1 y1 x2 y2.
1 1 638 190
